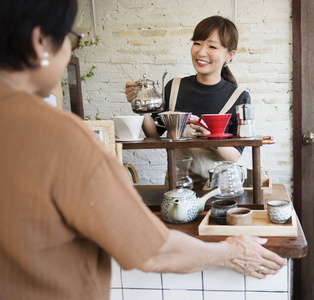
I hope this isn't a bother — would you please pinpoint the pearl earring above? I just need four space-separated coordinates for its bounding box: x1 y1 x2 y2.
40 52 49 67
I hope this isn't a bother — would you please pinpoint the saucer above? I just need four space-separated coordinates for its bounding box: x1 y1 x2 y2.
115 138 144 142
202 133 233 139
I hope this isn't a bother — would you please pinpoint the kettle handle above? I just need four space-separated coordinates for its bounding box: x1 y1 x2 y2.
154 116 166 128
236 166 245 184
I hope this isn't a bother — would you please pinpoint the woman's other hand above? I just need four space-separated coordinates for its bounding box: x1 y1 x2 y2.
221 235 287 279
125 82 137 102
188 115 210 136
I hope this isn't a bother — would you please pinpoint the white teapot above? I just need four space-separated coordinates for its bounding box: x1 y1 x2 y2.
161 187 221 224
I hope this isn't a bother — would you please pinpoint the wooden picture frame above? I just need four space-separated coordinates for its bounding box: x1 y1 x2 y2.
66 57 84 118
84 120 116 158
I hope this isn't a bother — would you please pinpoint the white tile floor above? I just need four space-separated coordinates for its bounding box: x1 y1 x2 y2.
163 289 203 300
123 289 163 300
203 267 245 291
203 291 245 300
246 264 289 292
110 259 291 300
122 269 162 289
246 291 289 300
162 272 203 290
110 289 123 300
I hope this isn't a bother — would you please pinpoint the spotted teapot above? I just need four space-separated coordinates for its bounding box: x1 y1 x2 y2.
161 187 221 224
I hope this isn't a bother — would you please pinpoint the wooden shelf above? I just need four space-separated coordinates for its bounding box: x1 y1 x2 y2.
122 136 263 149
122 136 264 207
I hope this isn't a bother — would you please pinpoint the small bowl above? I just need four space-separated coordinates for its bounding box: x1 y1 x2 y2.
210 199 237 225
267 200 292 224
226 208 252 225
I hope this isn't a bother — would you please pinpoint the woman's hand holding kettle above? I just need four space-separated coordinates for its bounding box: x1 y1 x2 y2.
125 81 137 102
124 79 160 138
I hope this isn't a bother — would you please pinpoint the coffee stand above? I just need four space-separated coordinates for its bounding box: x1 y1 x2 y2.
121 135 264 209
119 135 307 255
114 136 307 299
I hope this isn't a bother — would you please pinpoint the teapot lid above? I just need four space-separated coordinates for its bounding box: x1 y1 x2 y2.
136 74 155 86
164 186 195 198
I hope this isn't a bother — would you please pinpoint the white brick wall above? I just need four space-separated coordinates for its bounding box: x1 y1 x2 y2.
72 0 293 195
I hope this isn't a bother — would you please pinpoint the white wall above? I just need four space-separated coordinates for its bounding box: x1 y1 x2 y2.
71 0 293 195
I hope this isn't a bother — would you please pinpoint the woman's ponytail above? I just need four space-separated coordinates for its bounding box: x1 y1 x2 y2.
221 66 237 86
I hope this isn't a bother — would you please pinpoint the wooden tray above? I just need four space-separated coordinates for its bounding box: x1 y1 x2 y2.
198 209 297 237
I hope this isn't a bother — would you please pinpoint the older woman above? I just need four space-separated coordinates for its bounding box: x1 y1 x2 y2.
0 2 286 300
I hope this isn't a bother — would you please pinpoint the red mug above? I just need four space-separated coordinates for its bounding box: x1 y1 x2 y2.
198 114 231 135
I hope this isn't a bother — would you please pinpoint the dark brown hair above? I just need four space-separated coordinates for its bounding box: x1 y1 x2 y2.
0 0 78 70
191 15 238 85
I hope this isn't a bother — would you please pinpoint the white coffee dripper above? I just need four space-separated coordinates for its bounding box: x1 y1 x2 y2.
112 116 144 141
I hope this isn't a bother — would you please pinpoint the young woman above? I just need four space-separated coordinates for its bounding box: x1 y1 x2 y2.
125 16 250 185
0 5 285 299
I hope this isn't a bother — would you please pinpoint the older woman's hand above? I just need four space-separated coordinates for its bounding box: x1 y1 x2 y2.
188 115 211 136
125 82 137 102
222 236 287 279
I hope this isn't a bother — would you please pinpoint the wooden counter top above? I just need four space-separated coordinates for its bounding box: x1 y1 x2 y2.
139 184 308 259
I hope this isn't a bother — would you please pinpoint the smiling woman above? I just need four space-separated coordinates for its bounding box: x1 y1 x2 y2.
125 15 251 186
191 15 238 85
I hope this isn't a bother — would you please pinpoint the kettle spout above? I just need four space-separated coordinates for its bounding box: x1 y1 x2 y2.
168 198 188 223
197 187 221 213
161 71 168 102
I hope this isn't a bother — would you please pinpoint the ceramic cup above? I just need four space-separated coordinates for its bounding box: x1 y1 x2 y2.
267 200 292 224
210 199 237 225
198 114 231 135
226 207 252 226
112 115 144 141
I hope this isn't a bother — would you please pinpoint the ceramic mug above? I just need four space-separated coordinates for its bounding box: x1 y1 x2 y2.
210 199 237 225
226 207 252 225
267 200 292 224
112 115 144 141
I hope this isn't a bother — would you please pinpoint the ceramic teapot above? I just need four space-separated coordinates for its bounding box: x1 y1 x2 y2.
161 186 221 224
131 72 167 114
209 161 245 198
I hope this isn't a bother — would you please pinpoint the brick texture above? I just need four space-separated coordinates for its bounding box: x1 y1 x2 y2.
69 0 293 195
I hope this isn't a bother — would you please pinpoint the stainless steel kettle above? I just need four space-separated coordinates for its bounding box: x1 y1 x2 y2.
131 72 167 114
